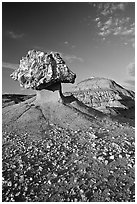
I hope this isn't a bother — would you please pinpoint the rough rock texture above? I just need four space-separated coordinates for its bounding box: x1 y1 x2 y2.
69 77 135 118
10 50 76 90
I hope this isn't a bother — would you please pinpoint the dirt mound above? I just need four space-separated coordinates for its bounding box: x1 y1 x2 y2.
3 92 109 140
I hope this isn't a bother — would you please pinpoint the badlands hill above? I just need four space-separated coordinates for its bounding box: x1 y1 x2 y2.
67 77 135 119
2 77 135 202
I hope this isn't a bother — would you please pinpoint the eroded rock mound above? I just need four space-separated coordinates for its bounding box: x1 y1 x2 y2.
3 51 107 137
4 50 134 138
70 77 135 118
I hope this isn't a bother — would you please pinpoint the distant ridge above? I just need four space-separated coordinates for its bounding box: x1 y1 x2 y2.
76 77 133 93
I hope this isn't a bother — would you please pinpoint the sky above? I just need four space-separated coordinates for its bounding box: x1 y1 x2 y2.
2 2 135 94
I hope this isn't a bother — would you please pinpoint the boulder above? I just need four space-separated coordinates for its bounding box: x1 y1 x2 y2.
10 50 76 90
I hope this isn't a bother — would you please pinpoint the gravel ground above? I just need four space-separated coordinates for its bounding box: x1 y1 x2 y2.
2 123 135 202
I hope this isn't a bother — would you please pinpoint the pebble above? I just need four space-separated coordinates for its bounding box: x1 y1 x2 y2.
109 155 114 160
98 156 104 161
119 154 122 158
105 160 108 165
7 181 12 187
48 180 51 185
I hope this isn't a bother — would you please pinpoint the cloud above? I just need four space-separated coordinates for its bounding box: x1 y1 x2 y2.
6 30 24 39
63 41 76 49
124 62 135 90
129 38 135 48
2 62 18 70
64 41 69 45
62 54 84 63
127 62 135 77
93 3 135 47
97 16 134 38
124 79 135 87
94 2 128 16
